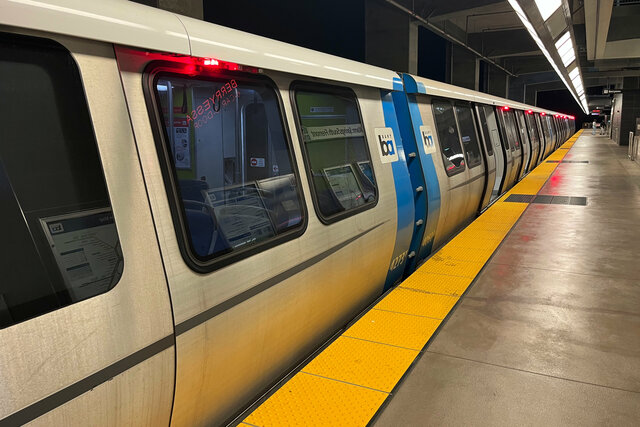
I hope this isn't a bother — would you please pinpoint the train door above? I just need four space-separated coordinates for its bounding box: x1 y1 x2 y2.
389 86 438 277
515 110 532 176
475 104 497 209
535 113 548 160
0 31 175 426
496 107 518 191
546 115 556 154
524 111 541 169
453 102 486 219
429 98 470 247
505 110 523 183
483 106 505 200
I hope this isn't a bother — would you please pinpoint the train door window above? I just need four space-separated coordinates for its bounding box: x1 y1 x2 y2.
525 112 540 150
149 70 305 270
506 111 521 150
516 111 532 152
454 103 482 168
535 114 546 146
292 84 377 223
496 109 511 151
544 116 554 142
0 32 123 329
433 99 465 176
476 106 494 156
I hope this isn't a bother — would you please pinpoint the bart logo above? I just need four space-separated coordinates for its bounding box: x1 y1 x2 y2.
374 127 399 163
378 133 395 156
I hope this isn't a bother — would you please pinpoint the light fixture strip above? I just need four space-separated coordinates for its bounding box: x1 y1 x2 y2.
507 0 587 113
534 0 561 21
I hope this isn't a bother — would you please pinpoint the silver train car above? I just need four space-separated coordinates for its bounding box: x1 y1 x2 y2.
0 1 574 425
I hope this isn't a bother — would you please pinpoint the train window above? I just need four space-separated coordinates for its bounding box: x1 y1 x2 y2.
433 99 465 176
525 113 541 150
0 33 123 329
476 106 494 156
495 109 511 151
544 116 554 142
293 84 377 223
534 114 546 151
150 71 305 269
454 103 482 168
506 111 521 150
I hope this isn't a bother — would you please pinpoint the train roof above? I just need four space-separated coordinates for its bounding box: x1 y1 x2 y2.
403 74 569 117
0 0 398 90
0 0 572 117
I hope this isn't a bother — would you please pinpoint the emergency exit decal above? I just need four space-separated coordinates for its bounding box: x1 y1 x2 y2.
374 127 398 164
420 125 436 155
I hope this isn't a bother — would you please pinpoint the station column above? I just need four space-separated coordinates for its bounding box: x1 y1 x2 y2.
365 1 418 74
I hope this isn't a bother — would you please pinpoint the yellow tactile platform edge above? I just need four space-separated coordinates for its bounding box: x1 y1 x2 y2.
242 130 583 427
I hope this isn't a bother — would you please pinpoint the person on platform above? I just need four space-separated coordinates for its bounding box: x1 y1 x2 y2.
592 120 597 135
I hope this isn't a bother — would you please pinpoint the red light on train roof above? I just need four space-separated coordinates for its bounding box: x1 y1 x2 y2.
540 112 546 116
526 110 533 114
198 57 258 73
501 106 510 111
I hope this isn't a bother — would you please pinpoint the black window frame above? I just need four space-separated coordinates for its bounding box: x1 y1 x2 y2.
525 112 541 157
505 110 521 151
475 104 494 157
535 113 547 153
290 80 379 225
432 98 467 177
453 101 483 169
495 107 512 152
143 62 308 273
0 31 123 328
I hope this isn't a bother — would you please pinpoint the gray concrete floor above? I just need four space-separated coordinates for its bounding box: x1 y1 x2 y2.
374 135 640 427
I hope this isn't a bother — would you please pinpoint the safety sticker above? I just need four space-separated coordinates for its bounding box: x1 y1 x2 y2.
374 127 399 164
419 125 436 155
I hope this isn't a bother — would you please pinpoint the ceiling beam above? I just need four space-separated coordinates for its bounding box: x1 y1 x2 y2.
584 0 614 60
423 0 507 21
584 70 640 78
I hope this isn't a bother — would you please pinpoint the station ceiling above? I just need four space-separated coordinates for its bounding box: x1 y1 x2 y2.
389 0 640 99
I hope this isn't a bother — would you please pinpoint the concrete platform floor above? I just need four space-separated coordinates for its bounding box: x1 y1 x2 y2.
374 135 640 426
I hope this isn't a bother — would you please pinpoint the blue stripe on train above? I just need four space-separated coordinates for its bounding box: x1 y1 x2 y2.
380 89 415 291
390 89 428 276
401 74 441 263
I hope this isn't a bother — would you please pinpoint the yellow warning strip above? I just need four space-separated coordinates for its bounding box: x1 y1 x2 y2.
243 130 583 427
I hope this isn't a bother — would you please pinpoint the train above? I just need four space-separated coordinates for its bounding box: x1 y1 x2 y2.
0 1 574 426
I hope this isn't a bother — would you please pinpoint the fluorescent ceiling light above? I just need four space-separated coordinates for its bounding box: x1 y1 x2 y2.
573 78 583 90
535 0 561 21
574 83 584 95
509 0 588 114
568 67 579 81
555 32 576 67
